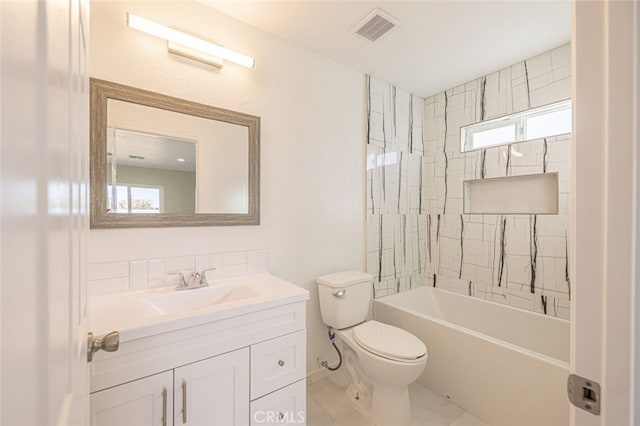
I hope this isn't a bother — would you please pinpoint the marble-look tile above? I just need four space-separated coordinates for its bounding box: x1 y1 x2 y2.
366 77 429 298
366 43 572 317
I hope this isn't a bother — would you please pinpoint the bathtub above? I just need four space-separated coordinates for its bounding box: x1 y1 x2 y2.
374 286 569 426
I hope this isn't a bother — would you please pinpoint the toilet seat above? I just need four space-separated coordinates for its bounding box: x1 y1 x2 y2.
353 320 427 362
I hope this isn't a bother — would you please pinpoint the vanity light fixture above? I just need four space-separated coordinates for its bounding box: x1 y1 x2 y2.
168 41 224 69
176 158 185 162
127 13 255 69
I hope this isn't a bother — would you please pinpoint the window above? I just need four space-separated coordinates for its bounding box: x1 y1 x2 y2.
107 184 161 213
461 99 572 152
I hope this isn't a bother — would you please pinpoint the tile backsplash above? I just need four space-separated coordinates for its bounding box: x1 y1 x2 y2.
88 249 269 296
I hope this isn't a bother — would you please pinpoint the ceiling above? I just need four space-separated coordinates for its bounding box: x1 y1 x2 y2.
200 1 571 98
108 128 197 172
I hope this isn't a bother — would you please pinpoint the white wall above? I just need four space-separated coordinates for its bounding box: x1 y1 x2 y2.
196 121 248 214
90 1 364 372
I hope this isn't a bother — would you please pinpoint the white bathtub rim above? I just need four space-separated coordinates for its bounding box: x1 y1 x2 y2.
379 285 570 325
374 297 569 369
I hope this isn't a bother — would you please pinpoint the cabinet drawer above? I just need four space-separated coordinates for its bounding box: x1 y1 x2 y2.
250 380 306 426
251 330 306 400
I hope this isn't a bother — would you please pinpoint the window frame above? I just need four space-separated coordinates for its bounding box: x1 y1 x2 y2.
107 183 163 214
460 99 572 152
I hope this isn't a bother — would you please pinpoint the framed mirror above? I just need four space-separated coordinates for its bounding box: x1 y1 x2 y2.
90 78 260 228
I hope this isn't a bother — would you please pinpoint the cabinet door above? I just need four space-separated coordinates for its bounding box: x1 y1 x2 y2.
174 347 250 425
90 371 173 426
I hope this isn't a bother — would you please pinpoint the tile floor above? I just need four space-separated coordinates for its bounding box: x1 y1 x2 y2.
306 371 488 426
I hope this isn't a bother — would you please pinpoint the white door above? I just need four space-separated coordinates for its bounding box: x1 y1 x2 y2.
0 0 90 424
90 371 173 426
174 348 250 425
572 1 639 425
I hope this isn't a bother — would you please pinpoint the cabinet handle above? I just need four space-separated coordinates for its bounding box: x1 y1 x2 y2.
182 380 188 424
278 359 285 367
162 387 167 426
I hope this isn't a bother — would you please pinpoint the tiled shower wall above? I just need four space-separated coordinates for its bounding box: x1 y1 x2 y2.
367 43 572 319
366 77 427 297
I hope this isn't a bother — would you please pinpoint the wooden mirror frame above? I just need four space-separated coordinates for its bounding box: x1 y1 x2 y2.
90 78 260 229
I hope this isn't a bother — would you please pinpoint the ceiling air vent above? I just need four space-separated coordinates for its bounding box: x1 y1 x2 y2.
351 8 398 42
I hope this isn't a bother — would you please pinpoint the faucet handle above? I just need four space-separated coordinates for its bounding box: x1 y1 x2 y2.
167 271 187 289
188 272 202 288
200 267 217 284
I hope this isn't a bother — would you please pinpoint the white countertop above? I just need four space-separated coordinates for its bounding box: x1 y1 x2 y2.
89 273 309 342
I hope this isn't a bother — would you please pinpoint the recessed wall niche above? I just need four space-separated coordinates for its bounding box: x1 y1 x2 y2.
463 173 559 215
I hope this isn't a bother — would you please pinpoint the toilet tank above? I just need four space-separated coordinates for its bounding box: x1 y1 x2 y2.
317 271 373 330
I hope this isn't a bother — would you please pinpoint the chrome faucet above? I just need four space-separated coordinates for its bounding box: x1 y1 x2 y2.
168 267 217 291
200 267 216 285
187 272 203 288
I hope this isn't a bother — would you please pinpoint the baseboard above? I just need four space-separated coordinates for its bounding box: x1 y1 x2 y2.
306 366 337 385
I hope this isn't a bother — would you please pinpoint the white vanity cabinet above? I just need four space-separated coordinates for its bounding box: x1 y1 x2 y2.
89 300 307 426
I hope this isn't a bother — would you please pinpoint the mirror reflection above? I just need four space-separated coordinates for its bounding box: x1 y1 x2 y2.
106 99 249 215
107 128 197 214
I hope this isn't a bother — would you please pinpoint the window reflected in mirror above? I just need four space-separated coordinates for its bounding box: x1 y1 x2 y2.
106 128 196 214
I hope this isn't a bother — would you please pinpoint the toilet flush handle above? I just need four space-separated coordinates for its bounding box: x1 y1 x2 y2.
333 289 346 298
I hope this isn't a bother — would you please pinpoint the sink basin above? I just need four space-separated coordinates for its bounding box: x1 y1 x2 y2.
145 284 260 315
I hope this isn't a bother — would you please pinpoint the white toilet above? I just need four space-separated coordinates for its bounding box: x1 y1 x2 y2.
317 271 427 426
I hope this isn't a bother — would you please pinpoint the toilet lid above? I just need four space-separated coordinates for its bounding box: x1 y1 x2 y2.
353 321 427 361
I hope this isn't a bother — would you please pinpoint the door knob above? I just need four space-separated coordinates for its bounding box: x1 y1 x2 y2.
87 331 120 362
